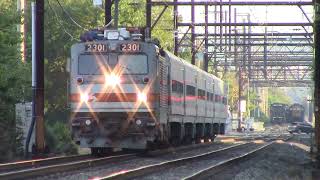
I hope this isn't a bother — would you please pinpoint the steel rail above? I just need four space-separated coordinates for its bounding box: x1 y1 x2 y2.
0 154 92 173
184 135 293 180
0 153 136 180
99 142 252 180
0 141 240 179
100 134 291 180
184 142 275 180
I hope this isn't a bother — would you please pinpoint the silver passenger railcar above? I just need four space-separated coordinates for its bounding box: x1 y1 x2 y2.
68 28 228 154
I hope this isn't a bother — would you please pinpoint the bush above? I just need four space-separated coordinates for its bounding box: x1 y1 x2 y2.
45 122 78 155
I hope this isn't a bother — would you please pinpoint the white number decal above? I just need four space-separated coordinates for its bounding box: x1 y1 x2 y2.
121 43 140 52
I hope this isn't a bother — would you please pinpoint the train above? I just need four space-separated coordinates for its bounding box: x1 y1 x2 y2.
270 103 305 123
287 103 305 122
68 28 228 155
270 103 288 123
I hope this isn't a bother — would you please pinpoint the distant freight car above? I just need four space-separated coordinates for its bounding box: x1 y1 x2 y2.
270 103 288 124
287 103 305 122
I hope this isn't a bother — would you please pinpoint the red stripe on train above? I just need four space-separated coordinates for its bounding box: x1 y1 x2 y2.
69 93 158 102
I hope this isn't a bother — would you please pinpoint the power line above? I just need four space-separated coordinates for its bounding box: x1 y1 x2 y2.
55 0 88 31
47 0 76 40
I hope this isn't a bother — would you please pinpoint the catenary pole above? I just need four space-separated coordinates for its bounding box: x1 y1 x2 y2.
25 1 36 157
35 0 45 154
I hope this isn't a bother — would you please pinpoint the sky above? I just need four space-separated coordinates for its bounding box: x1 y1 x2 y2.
176 0 313 34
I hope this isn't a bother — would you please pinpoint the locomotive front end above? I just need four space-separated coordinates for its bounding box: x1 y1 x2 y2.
69 30 159 151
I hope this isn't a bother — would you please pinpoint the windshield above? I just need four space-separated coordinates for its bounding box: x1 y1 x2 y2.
78 54 108 75
78 54 148 75
118 54 148 74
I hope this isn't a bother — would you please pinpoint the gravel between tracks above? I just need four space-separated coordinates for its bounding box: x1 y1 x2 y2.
133 143 263 180
32 142 237 180
208 134 313 180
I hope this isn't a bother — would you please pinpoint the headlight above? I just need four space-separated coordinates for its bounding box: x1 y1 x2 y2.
137 92 147 102
105 74 120 87
80 93 89 103
135 119 142 125
85 119 92 126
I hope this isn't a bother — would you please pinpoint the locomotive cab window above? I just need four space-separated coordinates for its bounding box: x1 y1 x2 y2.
78 54 108 75
117 54 148 74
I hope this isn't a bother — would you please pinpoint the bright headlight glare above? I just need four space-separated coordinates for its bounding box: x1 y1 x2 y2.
105 74 120 86
135 119 142 125
80 93 89 103
137 92 147 102
85 119 91 126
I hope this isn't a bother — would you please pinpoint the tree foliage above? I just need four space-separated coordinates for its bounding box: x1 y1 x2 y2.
268 88 292 106
0 0 31 161
223 72 239 114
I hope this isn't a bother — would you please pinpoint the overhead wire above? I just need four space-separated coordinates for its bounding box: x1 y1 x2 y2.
47 0 76 41
55 0 88 31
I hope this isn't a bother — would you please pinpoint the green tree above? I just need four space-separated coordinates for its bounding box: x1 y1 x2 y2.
223 72 239 114
0 0 31 161
268 88 292 106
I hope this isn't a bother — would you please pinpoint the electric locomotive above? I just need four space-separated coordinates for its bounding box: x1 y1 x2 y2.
68 28 228 154
287 103 305 122
270 103 288 124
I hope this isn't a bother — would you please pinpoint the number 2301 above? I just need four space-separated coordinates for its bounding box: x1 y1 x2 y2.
85 44 107 52
121 43 140 52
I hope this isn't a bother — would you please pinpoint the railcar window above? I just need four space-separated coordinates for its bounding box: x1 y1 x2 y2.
172 80 183 94
215 95 220 103
118 54 148 74
78 55 107 75
186 85 196 96
198 89 206 100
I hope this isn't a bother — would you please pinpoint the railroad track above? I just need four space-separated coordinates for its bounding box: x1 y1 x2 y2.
0 141 229 180
0 153 136 180
0 139 233 180
185 135 293 180
0 154 92 173
98 134 291 180
0 134 290 179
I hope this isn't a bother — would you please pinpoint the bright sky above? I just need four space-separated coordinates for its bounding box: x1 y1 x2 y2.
177 0 313 34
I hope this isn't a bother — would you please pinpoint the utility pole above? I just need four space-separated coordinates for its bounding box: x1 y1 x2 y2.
25 1 36 158
314 0 320 162
191 0 195 65
105 0 112 26
146 0 152 39
35 0 45 154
